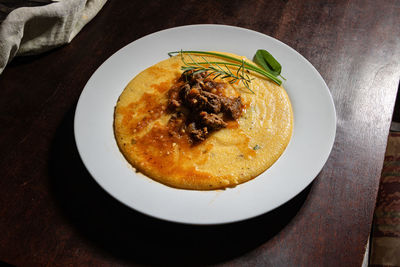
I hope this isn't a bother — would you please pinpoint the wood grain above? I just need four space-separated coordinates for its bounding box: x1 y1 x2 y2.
0 0 399 266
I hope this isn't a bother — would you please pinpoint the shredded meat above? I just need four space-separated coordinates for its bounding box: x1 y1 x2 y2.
199 111 227 129
167 71 243 142
185 89 222 113
187 122 208 142
221 96 242 120
167 86 181 110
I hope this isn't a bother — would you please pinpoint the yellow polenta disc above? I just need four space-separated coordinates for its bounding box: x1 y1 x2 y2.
114 52 293 190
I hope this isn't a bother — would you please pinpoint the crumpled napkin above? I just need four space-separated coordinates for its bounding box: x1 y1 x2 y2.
0 0 107 74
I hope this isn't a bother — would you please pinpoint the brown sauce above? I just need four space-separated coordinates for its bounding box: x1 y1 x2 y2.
135 123 214 181
120 83 217 180
151 81 172 93
119 92 166 134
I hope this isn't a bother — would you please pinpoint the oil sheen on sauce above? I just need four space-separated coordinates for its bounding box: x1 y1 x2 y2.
117 80 256 187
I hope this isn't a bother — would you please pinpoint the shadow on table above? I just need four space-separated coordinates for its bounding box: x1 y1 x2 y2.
48 105 312 266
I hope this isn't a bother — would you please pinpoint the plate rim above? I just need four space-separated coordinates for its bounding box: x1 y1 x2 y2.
74 24 337 225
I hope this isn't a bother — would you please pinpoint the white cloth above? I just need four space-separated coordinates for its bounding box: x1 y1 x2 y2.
0 0 107 74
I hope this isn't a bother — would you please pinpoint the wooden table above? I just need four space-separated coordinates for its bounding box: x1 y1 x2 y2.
1 0 399 266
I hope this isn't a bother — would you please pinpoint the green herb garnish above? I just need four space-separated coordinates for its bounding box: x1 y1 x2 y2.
178 52 255 93
168 50 283 87
254 49 285 80
253 144 261 150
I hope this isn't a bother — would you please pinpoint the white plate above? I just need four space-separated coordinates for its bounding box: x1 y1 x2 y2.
74 25 336 225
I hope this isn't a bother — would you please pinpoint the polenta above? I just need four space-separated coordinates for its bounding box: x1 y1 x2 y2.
113 52 293 190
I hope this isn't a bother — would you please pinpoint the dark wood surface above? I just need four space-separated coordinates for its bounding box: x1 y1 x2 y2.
1 0 399 266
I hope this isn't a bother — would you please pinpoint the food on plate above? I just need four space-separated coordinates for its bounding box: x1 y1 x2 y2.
113 51 293 190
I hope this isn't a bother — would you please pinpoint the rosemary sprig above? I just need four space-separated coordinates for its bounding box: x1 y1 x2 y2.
168 50 282 86
180 52 255 93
